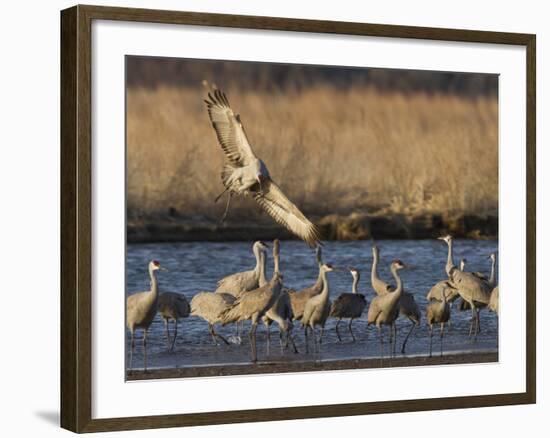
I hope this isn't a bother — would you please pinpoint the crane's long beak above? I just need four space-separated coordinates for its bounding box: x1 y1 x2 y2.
159 267 169 272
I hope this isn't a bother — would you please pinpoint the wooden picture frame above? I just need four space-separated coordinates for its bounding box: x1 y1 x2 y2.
60 4 536 432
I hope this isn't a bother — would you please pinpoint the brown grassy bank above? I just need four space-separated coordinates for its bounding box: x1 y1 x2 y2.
127 86 498 240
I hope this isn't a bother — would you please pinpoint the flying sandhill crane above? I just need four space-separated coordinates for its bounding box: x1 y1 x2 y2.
205 89 321 247
371 245 421 353
190 292 235 345
426 283 452 357
262 239 298 354
215 241 268 298
220 264 284 362
367 260 407 358
288 246 324 321
488 286 499 315
301 263 335 353
158 292 190 352
447 265 491 341
329 267 367 342
126 260 167 370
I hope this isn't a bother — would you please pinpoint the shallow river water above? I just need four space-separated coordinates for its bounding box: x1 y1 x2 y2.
126 239 498 370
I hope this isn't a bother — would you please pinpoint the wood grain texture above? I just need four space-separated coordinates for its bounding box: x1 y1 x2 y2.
60 4 536 432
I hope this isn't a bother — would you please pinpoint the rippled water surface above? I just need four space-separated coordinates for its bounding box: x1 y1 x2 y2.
126 239 498 370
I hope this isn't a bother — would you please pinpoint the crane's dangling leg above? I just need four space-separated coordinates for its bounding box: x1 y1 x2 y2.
143 329 148 372
214 185 229 203
429 324 434 358
401 320 416 354
170 320 178 352
349 319 356 342
440 322 445 357
335 318 342 342
219 192 233 224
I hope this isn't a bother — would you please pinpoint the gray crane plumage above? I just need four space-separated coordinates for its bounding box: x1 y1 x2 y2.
329 267 367 342
426 285 452 357
158 292 190 352
288 246 324 321
262 239 298 354
367 260 406 357
371 245 421 353
126 260 166 370
205 89 321 247
190 292 235 345
301 264 335 353
215 241 268 298
220 264 284 362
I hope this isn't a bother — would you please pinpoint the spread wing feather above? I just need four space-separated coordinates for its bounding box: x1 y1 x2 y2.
253 180 321 248
204 89 256 166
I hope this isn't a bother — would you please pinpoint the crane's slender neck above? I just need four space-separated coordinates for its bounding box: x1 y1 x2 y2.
253 245 262 273
390 266 403 300
371 249 380 283
320 269 330 300
258 252 267 287
351 274 359 294
149 265 159 297
489 257 496 286
445 240 455 276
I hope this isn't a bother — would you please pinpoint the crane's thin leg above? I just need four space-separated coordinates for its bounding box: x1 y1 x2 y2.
429 324 434 358
170 320 178 352
401 320 416 354
249 322 258 362
266 324 271 356
288 331 299 354
208 324 218 345
469 305 476 339
163 318 170 351
476 308 482 334
312 326 318 353
378 326 383 359
392 323 397 357
213 325 230 345
214 186 229 203
219 192 233 224
143 329 148 372
349 319 356 342
304 326 309 354
335 319 342 342
440 322 445 357
279 330 285 354
129 330 135 370
319 326 324 345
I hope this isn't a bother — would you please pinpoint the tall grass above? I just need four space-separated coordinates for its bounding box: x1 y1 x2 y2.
126 86 498 222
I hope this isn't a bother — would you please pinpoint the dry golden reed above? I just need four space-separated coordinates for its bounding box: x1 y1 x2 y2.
126 85 498 221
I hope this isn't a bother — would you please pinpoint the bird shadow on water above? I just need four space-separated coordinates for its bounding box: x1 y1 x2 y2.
34 410 59 427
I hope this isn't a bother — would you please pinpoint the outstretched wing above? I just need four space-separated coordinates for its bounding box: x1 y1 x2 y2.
254 179 321 247
204 89 257 167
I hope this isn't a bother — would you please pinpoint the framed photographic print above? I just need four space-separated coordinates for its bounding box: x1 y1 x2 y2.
60 4 536 433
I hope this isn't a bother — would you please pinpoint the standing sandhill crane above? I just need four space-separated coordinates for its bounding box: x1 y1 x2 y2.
426 284 452 357
448 266 491 341
371 245 421 353
330 267 367 342
367 260 407 358
126 260 167 370
301 264 335 353
205 89 321 247
262 239 298 354
158 292 190 352
215 240 268 298
220 267 284 362
488 286 499 315
288 246 324 321
190 292 235 345
455 254 496 334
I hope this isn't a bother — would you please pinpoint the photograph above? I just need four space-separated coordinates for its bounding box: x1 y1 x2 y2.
125 56 499 380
